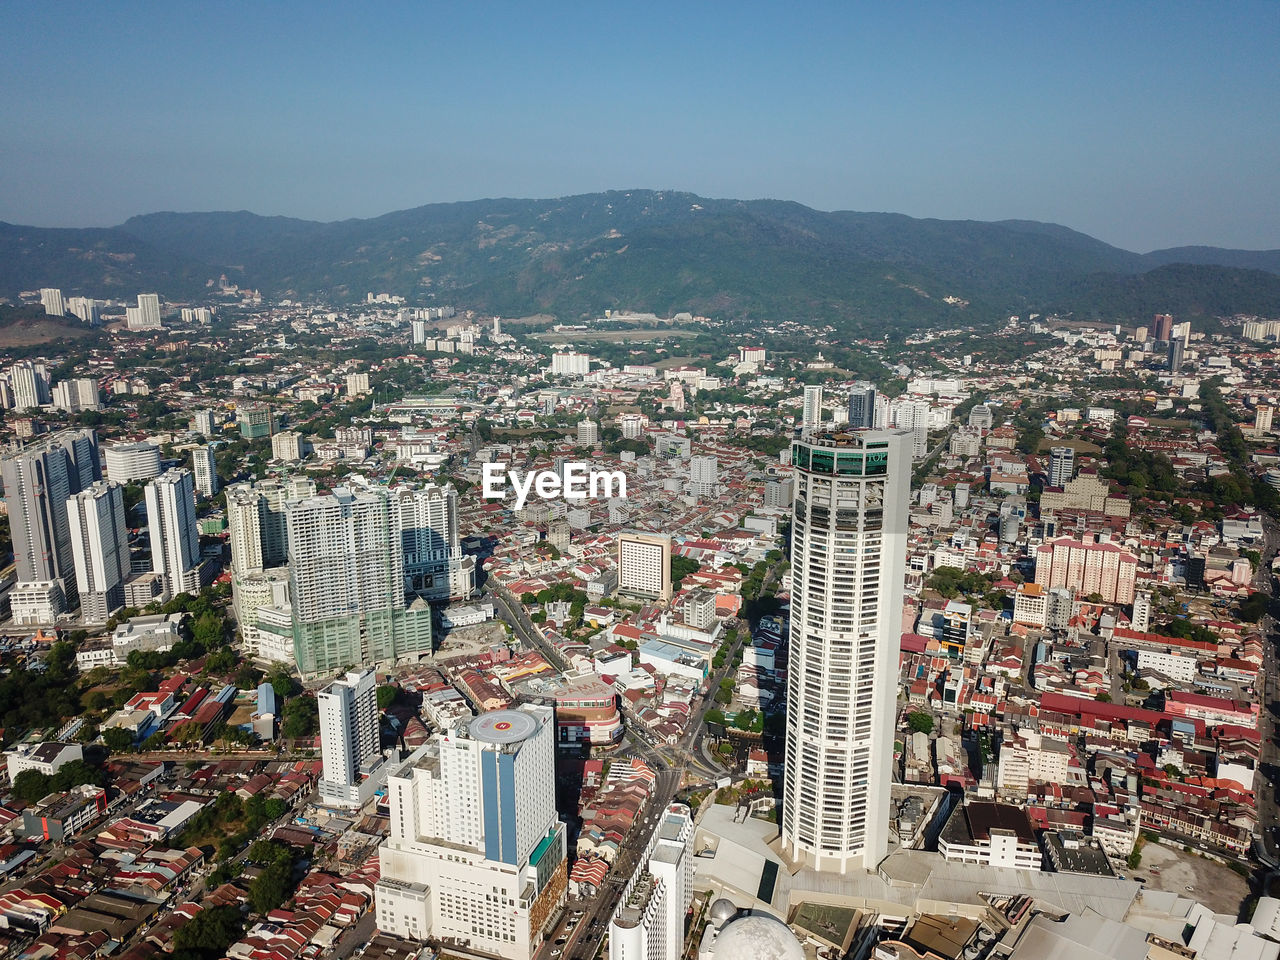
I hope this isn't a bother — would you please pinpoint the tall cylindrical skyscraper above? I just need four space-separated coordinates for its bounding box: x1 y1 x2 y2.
783 430 911 873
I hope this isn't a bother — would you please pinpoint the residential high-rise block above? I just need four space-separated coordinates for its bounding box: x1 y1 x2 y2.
802 384 823 434
1033 534 1137 605
318 668 383 808
191 409 219 437
609 803 695 960
51 378 100 413
125 293 162 330
10 361 51 410
395 484 474 601
103 441 161 483
2 429 101 613
1048 446 1075 487
577 419 599 446
1257 405 1274 434
375 705 567 959
847 382 877 430
783 430 911 873
617 531 672 602
39 288 65 317
1131 591 1152 634
67 481 129 624
271 430 304 461
145 468 202 600
226 480 291 574
286 486 432 676
549 352 590 377
66 297 100 325
192 445 219 498
689 455 717 497
346 371 371 397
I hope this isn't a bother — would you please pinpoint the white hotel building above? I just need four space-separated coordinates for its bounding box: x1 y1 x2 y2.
782 430 911 873
376 706 567 960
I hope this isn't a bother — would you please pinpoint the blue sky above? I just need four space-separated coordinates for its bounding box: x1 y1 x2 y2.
2 1 1277 251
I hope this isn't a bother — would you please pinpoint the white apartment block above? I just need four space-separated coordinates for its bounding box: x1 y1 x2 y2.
104 441 161 483
549 352 590 377
783 430 911 873
40 288 66 316
346 371 371 397
802 384 823 433
67 481 130 624
395 484 475 601
318 668 384 808
1136 647 1199 685
145 468 202 600
996 732 1070 796
609 804 695 960
51 378 100 413
125 293 162 330
689 455 718 497
192 444 218 498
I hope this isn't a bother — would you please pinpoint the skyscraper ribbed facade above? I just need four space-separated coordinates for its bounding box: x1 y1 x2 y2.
783 430 911 873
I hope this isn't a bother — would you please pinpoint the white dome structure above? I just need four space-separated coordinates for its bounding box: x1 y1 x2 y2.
710 913 805 960
709 898 739 925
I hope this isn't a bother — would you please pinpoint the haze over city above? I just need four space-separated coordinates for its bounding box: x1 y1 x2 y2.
3 2 1280 251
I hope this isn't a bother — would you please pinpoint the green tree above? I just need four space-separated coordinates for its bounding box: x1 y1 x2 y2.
172 904 244 960
12 769 53 804
907 711 934 735
377 685 399 709
102 726 134 754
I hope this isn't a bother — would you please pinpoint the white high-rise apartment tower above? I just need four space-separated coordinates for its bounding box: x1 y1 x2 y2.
1048 446 1075 487
192 445 219 498
10 361 51 410
51 378 100 413
609 803 695 960
66 297 100 325
783 430 911 873
40 288 65 317
318 668 383 807
2 429 101 612
802 384 823 433
126 293 162 330
145 468 202 600
690 455 718 497
375 705 566 960
549 352 590 377
66 481 129 624
286 486 432 676
395 484 474 601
